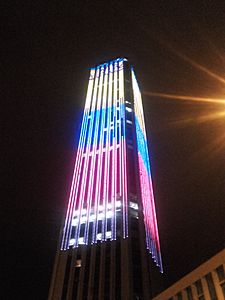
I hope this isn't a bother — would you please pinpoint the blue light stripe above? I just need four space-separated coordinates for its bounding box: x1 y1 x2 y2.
135 116 152 177
81 104 126 149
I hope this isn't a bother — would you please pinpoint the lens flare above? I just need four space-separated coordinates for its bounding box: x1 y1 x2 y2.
143 91 225 105
156 38 225 85
144 91 225 159
170 48 225 85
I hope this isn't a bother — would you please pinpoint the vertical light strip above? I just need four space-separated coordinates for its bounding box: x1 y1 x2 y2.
91 66 104 243
118 63 123 239
121 120 125 238
102 63 109 241
61 68 95 249
105 62 113 239
122 122 127 237
94 64 107 242
74 67 99 247
132 68 163 272
118 62 123 198
119 102 122 198
96 66 107 240
119 59 128 238
112 60 118 240
110 61 115 240
83 69 102 244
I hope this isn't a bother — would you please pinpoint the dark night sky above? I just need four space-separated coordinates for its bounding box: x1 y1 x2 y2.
2 1 225 299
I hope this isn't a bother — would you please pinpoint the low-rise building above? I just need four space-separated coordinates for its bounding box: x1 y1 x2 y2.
153 249 225 300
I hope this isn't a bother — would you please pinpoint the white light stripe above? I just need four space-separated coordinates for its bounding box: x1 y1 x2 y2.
81 145 120 156
64 105 91 246
101 64 109 240
74 67 99 246
93 65 104 240
92 67 103 243
119 60 128 238
86 68 100 244
122 137 126 238
119 103 122 197
67 113 90 246
85 69 96 110
72 203 121 225
85 68 104 244
95 64 106 242
112 61 118 240
105 62 113 241
61 68 95 249
106 62 113 240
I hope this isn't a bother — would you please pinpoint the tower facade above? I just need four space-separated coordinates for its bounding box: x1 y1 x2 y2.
49 58 163 300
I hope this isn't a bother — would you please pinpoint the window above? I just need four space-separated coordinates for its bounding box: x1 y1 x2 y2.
185 286 193 300
93 244 100 297
205 273 218 300
215 265 225 282
116 240 121 299
75 259 81 268
220 282 225 298
195 279 203 295
62 253 72 300
176 292 182 300
125 107 132 113
73 257 81 298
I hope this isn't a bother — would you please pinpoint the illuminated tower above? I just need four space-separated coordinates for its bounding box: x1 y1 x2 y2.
49 58 163 300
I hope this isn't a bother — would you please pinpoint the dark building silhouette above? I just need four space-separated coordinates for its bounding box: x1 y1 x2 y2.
48 58 163 300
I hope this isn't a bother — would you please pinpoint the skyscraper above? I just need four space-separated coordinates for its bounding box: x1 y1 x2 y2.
48 58 163 300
